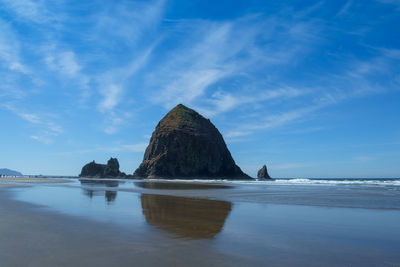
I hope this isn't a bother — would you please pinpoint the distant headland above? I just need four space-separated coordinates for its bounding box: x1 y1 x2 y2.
79 104 271 180
0 168 23 177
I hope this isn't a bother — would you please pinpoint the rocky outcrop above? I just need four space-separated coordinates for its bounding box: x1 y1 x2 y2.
134 104 250 179
79 158 126 178
257 165 271 179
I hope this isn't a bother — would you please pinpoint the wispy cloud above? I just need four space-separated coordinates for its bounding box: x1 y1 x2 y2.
103 112 129 135
3 103 63 143
96 43 157 134
97 44 156 113
46 51 81 77
0 0 57 24
98 85 122 112
253 106 318 130
55 142 148 155
85 1 165 134
30 135 53 145
0 74 26 99
225 104 321 138
198 87 308 117
145 13 321 117
42 48 91 102
224 131 252 138
224 42 400 138
336 0 353 16
92 0 165 45
0 19 29 74
149 21 239 108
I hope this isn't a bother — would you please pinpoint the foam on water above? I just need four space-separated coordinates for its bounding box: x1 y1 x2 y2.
146 178 400 187
272 178 400 186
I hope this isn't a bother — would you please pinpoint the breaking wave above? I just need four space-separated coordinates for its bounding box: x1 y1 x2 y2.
146 178 400 187
271 178 400 186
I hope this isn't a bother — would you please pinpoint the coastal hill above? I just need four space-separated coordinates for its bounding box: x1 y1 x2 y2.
0 168 22 177
134 104 250 179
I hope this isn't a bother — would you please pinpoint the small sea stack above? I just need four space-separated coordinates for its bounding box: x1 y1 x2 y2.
79 158 126 178
134 104 251 179
257 165 271 179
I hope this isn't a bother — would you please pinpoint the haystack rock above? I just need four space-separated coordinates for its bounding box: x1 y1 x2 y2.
257 164 271 179
134 104 251 179
79 158 126 178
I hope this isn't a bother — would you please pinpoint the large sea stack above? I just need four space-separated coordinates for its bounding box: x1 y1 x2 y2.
134 104 250 179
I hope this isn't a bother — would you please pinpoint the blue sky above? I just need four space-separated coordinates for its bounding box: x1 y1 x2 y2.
0 0 399 178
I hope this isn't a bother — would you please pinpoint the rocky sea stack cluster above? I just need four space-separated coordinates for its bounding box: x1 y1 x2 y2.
79 104 268 180
79 158 126 178
134 104 250 179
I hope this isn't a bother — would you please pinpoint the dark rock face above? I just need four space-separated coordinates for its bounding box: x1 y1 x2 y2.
79 158 126 178
104 158 121 177
134 104 250 179
257 165 271 179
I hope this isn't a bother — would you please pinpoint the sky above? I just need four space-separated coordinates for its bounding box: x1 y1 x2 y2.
0 0 399 178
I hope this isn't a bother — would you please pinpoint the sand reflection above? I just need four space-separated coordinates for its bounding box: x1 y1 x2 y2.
141 194 232 239
80 179 119 204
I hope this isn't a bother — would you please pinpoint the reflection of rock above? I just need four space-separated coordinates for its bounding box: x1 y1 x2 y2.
82 189 101 199
257 165 271 179
134 104 250 179
79 158 126 178
105 190 117 203
141 194 232 239
80 179 119 203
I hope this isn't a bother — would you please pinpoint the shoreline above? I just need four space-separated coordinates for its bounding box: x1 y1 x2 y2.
0 177 73 184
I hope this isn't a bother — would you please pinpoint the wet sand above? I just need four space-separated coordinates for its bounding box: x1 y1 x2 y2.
1 179 400 266
0 177 72 183
0 189 258 267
